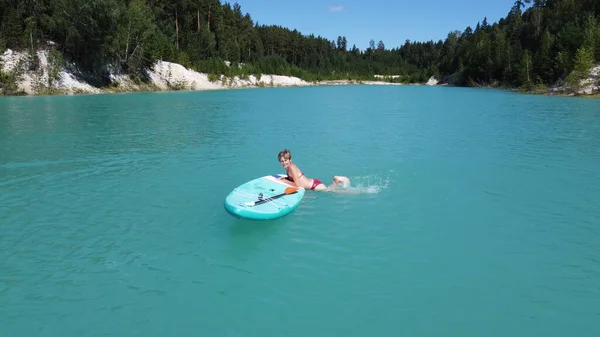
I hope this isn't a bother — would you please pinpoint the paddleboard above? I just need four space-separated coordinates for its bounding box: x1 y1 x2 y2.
224 174 306 220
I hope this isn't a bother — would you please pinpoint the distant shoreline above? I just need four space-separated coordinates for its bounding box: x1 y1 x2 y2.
0 49 425 97
1 48 598 98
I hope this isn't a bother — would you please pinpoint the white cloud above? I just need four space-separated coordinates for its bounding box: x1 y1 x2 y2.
328 5 344 12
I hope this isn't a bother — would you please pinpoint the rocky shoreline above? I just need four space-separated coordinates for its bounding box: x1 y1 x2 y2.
1 48 598 97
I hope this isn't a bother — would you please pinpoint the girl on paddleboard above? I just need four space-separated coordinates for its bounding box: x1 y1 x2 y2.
277 149 350 191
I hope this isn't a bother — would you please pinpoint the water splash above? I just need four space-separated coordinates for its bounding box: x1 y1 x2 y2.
328 173 392 194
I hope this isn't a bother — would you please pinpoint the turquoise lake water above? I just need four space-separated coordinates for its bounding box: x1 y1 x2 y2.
1 85 599 337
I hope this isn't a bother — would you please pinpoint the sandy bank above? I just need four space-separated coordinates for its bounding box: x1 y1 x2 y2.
1 48 597 96
0 49 418 96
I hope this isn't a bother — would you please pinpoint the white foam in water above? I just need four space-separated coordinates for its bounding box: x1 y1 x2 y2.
329 174 391 194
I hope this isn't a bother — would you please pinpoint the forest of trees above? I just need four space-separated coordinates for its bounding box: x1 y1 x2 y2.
0 0 599 90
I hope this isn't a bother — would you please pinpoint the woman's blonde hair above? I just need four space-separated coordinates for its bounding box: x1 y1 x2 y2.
278 149 291 161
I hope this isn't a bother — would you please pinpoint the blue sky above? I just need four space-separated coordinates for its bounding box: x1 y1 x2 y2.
233 0 520 50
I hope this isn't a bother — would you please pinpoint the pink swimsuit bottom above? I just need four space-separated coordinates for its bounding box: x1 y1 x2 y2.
310 178 323 190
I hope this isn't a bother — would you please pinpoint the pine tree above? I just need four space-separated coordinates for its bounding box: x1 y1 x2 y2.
567 46 594 90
